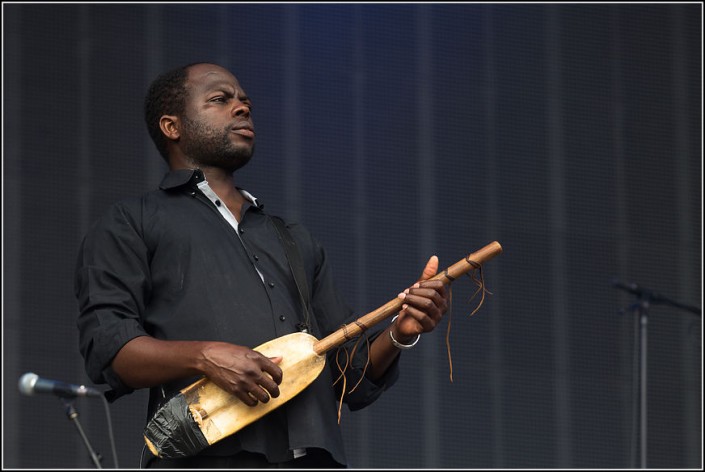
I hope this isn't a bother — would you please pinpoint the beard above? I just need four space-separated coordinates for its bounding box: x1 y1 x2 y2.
179 116 254 172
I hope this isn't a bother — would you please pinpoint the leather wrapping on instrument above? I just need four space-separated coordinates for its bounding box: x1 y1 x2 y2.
144 393 210 458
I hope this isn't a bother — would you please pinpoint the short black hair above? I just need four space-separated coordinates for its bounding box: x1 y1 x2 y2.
144 63 210 162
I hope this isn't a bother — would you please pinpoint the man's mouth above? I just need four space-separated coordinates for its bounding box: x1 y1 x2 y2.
231 124 255 138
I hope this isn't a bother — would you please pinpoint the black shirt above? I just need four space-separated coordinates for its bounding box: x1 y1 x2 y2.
75 169 399 466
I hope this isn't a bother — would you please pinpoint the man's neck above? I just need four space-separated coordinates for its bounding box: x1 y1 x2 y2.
197 166 236 193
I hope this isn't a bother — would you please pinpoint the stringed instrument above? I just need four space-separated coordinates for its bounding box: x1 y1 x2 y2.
143 241 503 459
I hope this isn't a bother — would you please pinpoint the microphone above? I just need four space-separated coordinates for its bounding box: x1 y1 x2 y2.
18 372 103 398
611 279 656 300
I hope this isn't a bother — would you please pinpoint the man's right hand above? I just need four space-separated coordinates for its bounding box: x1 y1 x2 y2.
199 342 283 406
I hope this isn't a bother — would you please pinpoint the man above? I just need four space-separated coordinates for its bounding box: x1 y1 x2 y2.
75 62 448 468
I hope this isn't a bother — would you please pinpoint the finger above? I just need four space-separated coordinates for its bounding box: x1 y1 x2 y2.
239 390 259 407
250 383 275 403
255 371 281 399
238 370 279 406
418 255 439 282
259 356 284 384
404 296 443 323
406 288 445 307
400 290 446 322
413 280 450 308
399 280 445 299
406 281 448 306
398 302 437 332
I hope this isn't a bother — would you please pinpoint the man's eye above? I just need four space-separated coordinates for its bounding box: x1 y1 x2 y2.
210 96 227 103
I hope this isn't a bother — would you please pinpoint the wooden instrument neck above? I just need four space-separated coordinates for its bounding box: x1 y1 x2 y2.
312 241 502 355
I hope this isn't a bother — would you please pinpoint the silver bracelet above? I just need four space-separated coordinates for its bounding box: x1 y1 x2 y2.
389 314 420 350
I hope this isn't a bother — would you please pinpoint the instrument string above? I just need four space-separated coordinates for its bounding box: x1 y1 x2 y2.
332 331 372 424
445 263 492 382
467 263 491 316
332 346 350 423
446 286 454 382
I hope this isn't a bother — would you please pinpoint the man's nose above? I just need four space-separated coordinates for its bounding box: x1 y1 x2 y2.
232 101 250 116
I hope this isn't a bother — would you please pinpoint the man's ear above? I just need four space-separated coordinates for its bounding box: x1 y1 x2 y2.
159 115 180 142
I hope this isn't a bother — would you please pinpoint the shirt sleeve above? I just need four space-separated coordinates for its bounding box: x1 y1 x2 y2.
74 200 151 401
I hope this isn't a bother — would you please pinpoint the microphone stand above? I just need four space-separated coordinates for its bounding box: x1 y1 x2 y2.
629 297 649 470
614 279 701 469
60 398 103 469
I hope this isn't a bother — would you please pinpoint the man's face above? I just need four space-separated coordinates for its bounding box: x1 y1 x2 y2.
178 63 255 172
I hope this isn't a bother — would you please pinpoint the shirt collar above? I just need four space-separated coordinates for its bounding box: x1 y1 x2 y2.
158 168 263 209
158 168 206 189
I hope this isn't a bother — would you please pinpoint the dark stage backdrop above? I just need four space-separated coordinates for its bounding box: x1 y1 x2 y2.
3 2 702 469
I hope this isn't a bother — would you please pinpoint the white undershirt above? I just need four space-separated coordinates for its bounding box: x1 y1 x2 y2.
196 180 253 231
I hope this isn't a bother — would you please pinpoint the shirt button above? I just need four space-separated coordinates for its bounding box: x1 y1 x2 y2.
215 200 221 206
279 315 286 321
